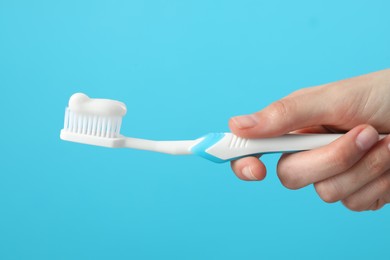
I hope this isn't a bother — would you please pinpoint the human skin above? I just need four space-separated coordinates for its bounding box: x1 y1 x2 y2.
229 69 390 211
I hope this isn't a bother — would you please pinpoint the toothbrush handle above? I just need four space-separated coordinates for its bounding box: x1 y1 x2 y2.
191 133 387 163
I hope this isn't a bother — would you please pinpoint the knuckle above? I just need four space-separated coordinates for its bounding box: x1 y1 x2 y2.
314 181 341 203
364 153 385 176
270 99 292 121
342 198 366 212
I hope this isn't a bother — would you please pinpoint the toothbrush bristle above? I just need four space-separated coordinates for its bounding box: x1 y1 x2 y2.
63 107 122 138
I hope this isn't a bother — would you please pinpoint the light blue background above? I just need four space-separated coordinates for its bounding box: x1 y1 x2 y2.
1 0 389 259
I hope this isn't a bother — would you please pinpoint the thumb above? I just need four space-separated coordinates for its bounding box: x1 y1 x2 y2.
229 88 337 138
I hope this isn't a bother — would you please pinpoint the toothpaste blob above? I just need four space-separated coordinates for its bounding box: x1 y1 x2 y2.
68 93 127 117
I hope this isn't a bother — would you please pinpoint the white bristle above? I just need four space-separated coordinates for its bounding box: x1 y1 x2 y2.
77 115 82 134
109 120 114 138
96 117 102 136
72 112 77 132
114 118 119 137
105 118 110 138
91 116 97 136
113 119 117 137
69 111 76 132
72 113 77 132
87 116 92 135
102 117 106 137
68 110 73 131
82 116 87 134
104 117 109 137
116 117 122 135
64 108 69 130
62 108 123 138
100 117 106 137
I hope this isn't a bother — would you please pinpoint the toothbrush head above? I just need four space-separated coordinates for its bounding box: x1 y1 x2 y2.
60 93 127 148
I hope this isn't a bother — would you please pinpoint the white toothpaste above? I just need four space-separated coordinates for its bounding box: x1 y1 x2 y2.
68 93 127 117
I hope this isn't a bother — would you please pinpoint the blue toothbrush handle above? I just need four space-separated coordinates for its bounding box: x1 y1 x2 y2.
191 132 386 163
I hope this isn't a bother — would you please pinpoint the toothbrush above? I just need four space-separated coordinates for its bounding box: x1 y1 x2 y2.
60 93 386 163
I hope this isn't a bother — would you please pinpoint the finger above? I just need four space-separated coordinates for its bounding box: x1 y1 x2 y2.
230 156 266 181
229 86 338 138
341 171 390 211
290 125 332 134
315 134 390 203
276 125 378 190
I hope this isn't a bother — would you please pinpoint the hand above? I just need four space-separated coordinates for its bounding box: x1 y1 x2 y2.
229 69 390 211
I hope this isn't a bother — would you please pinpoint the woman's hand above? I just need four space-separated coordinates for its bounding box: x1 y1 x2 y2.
229 69 390 211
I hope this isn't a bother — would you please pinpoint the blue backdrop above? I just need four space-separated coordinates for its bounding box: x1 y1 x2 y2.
1 0 389 259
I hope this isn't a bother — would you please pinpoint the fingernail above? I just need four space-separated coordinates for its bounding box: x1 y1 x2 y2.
231 115 258 129
356 127 378 151
242 166 258 181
